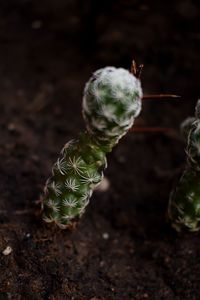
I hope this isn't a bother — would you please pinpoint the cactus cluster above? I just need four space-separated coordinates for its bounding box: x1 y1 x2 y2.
168 100 200 231
42 67 143 229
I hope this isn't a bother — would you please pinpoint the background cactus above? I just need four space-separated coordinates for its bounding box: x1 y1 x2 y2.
168 100 200 231
42 66 143 228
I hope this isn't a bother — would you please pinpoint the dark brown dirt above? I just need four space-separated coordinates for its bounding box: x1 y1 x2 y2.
0 0 200 299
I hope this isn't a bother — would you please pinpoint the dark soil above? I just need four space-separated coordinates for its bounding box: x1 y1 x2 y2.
0 0 200 299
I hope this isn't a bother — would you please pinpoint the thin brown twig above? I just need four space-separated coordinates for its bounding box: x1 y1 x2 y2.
131 60 137 76
129 126 175 133
136 64 144 79
0 208 40 216
143 94 181 99
131 60 144 79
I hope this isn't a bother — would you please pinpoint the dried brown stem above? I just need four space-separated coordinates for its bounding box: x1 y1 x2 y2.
131 60 144 78
143 94 181 99
130 126 175 133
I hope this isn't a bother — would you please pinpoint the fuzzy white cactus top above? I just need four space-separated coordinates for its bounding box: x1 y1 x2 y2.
83 67 142 143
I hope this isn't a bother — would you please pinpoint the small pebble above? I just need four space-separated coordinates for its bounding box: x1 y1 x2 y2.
2 246 12 256
164 256 171 264
31 20 42 29
95 177 110 192
100 260 105 267
8 123 16 132
102 232 109 240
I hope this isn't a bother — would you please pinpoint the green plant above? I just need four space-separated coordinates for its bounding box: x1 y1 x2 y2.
42 66 143 229
168 100 200 231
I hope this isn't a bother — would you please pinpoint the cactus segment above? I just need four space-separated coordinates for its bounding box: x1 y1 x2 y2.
168 100 200 231
42 67 143 228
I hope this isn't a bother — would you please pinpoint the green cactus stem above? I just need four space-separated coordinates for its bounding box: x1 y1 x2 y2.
168 100 200 231
42 66 143 229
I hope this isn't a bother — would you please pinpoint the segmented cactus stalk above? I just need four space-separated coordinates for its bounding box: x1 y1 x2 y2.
42 67 143 229
168 100 200 231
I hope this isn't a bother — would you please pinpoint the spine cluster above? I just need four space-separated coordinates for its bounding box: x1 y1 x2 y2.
42 67 142 229
168 100 200 231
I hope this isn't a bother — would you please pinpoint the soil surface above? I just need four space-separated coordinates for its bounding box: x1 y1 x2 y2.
0 0 200 299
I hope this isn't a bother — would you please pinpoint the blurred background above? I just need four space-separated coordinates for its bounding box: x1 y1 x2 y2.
0 0 199 143
0 0 199 99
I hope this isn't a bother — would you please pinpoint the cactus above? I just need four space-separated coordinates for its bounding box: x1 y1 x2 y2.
42 66 143 229
168 100 200 231
180 116 195 140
